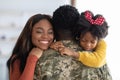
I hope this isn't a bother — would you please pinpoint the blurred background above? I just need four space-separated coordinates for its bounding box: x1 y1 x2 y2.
0 0 120 80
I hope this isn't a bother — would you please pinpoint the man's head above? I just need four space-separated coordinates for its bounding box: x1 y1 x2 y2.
52 5 80 40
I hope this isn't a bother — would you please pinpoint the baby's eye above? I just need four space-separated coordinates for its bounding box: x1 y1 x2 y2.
91 40 97 43
91 41 95 44
81 39 86 42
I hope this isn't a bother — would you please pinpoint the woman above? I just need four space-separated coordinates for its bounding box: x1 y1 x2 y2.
7 14 54 80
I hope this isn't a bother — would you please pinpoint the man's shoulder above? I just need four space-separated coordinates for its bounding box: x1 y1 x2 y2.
44 48 58 54
43 48 59 56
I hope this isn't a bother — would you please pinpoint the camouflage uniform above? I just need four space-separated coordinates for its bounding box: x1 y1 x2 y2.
34 40 112 80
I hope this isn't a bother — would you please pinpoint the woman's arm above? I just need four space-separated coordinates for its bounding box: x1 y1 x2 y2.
9 48 43 80
10 55 38 80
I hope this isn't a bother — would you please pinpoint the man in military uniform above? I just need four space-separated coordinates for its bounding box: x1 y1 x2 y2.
34 5 112 80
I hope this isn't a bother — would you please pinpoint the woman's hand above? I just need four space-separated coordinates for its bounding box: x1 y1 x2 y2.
30 48 43 58
50 41 64 51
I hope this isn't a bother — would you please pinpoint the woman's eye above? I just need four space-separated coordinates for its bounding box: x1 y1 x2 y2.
36 30 43 33
48 30 54 34
48 31 53 34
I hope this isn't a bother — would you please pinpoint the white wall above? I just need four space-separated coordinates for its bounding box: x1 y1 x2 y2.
0 0 71 27
76 0 120 80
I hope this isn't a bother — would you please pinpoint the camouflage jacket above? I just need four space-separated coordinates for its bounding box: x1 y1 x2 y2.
34 40 112 80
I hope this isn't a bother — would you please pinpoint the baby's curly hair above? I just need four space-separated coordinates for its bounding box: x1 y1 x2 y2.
52 5 80 31
73 10 109 41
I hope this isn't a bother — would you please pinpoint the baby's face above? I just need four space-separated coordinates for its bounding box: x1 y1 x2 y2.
80 32 98 51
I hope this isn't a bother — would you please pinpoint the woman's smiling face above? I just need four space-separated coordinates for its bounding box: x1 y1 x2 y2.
32 19 54 50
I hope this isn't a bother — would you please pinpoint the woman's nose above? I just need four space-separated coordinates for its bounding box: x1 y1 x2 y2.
42 33 49 38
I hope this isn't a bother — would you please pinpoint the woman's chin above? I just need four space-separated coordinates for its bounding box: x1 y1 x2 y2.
39 46 49 50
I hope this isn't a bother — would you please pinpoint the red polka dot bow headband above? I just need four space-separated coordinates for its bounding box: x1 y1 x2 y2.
84 11 105 25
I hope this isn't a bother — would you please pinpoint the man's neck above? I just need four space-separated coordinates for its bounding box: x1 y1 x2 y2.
56 30 74 41
56 36 73 41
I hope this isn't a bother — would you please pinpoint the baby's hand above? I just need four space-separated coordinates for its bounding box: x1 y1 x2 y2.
58 47 74 56
58 47 79 59
50 41 65 51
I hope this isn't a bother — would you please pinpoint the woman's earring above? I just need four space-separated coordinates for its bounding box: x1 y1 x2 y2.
76 36 79 40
